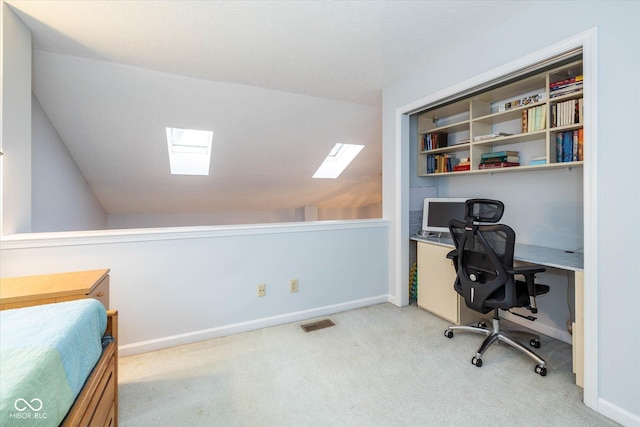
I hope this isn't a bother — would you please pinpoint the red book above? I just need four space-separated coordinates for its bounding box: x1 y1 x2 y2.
478 162 520 170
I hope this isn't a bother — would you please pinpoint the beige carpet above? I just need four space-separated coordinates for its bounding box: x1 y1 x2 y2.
118 303 617 426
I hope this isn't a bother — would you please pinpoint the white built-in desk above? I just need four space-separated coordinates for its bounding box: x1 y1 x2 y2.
411 235 584 386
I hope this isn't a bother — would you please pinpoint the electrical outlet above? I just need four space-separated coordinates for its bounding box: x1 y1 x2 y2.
290 279 298 293
257 283 266 297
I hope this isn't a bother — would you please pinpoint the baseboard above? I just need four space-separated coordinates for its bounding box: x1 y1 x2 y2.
119 294 392 356
597 397 640 427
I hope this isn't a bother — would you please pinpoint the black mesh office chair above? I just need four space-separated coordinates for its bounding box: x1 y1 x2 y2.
444 199 550 376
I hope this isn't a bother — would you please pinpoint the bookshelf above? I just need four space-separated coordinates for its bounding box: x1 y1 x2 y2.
416 59 584 176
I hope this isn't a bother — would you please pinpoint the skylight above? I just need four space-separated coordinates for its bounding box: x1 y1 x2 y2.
312 143 364 179
166 127 213 175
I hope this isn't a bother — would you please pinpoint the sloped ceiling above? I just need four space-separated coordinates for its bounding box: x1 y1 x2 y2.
6 0 536 216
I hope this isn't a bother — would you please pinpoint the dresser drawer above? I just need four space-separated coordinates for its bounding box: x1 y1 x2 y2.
88 276 110 309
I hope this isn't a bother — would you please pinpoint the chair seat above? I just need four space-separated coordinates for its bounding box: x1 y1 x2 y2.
486 281 550 309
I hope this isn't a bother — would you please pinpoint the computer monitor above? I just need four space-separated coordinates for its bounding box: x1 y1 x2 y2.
420 198 468 235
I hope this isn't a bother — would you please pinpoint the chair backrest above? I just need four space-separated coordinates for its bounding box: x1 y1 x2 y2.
448 199 517 313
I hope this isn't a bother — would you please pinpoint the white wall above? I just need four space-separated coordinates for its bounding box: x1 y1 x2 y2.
31 95 107 231
1 3 31 234
382 2 640 425
106 202 382 229
107 208 304 229
0 221 390 355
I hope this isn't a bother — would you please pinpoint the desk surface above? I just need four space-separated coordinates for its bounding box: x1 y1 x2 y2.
411 235 583 272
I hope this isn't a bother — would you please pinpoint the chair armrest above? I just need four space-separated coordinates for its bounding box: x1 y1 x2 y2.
508 265 546 276
508 266 547 313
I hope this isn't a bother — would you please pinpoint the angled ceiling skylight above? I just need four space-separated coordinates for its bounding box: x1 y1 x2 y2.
166 127 213 176
313 143 364 179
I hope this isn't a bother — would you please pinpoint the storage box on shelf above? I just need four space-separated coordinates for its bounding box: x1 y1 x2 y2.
416 59 583 176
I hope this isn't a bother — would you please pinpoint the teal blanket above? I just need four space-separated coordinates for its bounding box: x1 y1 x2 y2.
0 299 107 426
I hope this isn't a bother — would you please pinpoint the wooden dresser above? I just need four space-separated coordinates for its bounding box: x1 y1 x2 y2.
0 269 117 426
0 269 110 310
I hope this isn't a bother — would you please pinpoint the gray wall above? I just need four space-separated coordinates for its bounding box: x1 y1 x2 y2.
382 1 640 424
1 3 31 234
31 95 108 232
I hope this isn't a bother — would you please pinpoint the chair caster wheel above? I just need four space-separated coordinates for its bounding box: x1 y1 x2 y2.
444 330 453 338
530 339 541 348
535 365 547 376
471 356 482 367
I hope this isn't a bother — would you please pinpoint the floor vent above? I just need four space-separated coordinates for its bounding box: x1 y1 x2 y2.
301 319 335 333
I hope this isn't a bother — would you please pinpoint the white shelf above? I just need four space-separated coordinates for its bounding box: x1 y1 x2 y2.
416 59 583 176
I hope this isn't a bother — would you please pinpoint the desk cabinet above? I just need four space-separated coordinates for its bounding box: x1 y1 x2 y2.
0 269 110 310
417 242 481 325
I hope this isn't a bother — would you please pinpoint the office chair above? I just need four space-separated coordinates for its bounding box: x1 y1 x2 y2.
444 199 550 376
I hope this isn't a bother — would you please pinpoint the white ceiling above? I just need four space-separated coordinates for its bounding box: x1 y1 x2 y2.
6 0 536 217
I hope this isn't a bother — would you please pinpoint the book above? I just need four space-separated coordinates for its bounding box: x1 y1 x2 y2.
481 156 520 164
549 75 583 88
481 150 519 159
529 159 547 166
473 132 512 142
427 153 459 173
553 98 583 127
556 133 563 162
562 131 573 162
538 104 547 130
577 128 584 161
422 132 449 151
550 85 583 98
478 162 520 169
551 81 583 92
453 164 471 171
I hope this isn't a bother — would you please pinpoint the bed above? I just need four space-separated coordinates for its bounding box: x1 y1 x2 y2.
0 299 118 426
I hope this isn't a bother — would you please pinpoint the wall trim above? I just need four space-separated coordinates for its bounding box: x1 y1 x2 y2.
597 398 640 427
118 294 391 357
0 218 390 249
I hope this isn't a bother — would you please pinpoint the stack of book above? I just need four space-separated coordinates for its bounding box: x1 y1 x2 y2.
550 75 583 98
556 129 584 162
421 132 448 151
478 151 520 169
426 153 460 174
453 157 470 172
522 105 547 133
551 98 583 127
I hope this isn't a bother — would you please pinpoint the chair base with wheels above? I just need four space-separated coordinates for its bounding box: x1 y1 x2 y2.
444 199 551 376
444 309 547 376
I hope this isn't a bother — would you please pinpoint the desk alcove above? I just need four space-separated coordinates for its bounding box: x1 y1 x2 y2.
411 235 584 387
